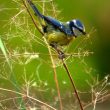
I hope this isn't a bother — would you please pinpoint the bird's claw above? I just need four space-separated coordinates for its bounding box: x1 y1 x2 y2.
58 51 65 59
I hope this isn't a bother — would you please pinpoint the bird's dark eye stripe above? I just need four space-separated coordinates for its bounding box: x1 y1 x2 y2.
74 25 82 32
73 25 86 35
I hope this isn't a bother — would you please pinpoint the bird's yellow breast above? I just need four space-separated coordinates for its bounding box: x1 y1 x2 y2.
45 31 73 46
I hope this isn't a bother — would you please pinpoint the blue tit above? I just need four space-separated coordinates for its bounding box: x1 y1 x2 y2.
27 0 86 46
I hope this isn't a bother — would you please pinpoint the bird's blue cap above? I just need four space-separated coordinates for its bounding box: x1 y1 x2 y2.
70 19 86 36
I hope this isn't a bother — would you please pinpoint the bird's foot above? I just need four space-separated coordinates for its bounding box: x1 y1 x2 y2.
58 51 65 59
50 42 65 59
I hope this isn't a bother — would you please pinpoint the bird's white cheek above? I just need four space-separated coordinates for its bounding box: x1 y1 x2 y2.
72 27 82 36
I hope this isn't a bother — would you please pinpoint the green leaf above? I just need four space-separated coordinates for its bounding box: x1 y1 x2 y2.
0 36 10 65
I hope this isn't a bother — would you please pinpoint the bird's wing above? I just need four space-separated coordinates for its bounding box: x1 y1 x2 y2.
44 16 74 36
43 16 68 35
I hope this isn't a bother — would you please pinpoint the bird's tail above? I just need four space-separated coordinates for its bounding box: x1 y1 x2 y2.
27 0 44 19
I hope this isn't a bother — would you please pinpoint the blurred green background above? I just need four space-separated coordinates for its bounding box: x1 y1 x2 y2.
55 0 110 76
0 0 110 109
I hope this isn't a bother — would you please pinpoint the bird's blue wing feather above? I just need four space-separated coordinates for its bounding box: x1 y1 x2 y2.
45 16 62 27
44 16 73 36
44 16 64 30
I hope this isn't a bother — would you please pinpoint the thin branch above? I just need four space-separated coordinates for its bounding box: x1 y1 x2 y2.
50 0 57 18
84 93 110 109
21 0 44 36
42 1 63 109
43 37 63 110
0 87 56 110
61 59 84 110
0 97 23 103
0 51 93 58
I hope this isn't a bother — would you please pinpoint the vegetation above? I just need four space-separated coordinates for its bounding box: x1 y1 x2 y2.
0 0 110 110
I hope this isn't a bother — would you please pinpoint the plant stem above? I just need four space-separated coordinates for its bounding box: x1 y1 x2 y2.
61 59 84 110
43 37 63 110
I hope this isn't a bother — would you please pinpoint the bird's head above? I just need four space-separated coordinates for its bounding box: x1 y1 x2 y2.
69 19 86 37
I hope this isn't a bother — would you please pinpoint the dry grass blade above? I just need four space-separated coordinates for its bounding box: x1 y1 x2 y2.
0 36 10 66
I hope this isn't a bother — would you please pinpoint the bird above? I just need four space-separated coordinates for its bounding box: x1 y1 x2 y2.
26 0 86 58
